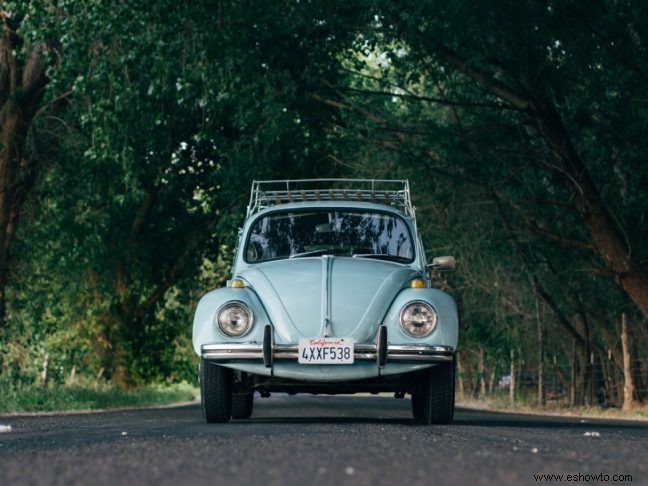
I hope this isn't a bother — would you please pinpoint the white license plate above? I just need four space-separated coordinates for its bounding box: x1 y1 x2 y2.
298 337 354 364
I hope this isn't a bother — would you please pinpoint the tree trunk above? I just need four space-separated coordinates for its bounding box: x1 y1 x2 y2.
0 16 50 328
599 350 613 407
434 44 648 322
529 94 648 321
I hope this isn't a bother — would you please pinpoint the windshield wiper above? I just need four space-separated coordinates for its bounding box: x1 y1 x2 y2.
352 253 410 263
289 249 348 259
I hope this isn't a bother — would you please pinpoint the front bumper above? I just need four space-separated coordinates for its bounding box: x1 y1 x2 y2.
201 342 454 365
199 324 456 385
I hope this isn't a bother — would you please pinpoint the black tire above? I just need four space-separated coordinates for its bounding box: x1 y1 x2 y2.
411 361 455 424
231 392 254 419
200 358 232 423
411 390 425 420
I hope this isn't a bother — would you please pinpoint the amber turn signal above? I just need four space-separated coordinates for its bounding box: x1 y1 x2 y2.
230 279 245 288
410 278 426 288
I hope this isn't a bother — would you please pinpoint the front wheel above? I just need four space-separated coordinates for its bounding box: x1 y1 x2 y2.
411 361 455 424
200 358 233 423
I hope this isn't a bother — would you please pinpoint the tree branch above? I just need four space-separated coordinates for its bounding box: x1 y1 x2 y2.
491 187 588 346
337 87 524 110
138 216 218 313
130 185 159 239
433 44 531 110
521 223 596 252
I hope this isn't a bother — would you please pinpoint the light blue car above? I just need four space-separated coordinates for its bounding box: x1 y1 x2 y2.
193 179 458 423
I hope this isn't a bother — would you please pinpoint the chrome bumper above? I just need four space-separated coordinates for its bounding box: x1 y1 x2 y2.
201 342 454 364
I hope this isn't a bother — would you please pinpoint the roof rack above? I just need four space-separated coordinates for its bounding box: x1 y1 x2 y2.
246 179 415 218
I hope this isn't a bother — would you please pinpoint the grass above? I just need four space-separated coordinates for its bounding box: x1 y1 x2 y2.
457 391 648 421
0 382 198 414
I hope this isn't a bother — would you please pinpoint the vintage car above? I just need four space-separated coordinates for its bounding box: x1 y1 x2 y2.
193 179 458 424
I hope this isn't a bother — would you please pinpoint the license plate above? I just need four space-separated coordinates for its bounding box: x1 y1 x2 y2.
298 337 354 364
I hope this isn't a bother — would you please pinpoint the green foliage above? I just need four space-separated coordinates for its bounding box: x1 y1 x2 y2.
1 0 646 407
3 0 366 387
313 0 648 379
0 380 196 413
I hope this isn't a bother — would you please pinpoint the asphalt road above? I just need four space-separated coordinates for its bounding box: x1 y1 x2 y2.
1 395 647 486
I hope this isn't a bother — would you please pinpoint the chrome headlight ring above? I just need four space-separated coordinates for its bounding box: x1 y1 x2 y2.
399 300 437 338
215 301 254 337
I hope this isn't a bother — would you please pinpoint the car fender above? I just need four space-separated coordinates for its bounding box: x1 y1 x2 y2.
381 288 458 349
192 288 271 355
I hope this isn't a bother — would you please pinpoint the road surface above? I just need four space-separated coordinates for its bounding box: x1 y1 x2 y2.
1 395 646 485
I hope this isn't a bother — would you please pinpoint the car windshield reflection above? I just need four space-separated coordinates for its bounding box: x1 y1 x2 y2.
245 210 414 263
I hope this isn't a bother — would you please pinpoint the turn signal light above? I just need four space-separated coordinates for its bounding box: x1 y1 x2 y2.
410 278 426 288
230 279 245 288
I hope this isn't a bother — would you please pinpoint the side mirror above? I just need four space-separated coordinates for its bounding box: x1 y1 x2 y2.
427 255 456 272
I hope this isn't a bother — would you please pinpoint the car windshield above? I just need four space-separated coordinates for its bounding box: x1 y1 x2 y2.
244 210 415 263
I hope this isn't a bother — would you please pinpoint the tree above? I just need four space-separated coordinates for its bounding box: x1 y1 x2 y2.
6 0 371 385
380 0 648 322
0 4 57 328
299 0 648 404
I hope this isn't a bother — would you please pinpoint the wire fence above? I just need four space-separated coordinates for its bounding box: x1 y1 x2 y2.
456 358 647 408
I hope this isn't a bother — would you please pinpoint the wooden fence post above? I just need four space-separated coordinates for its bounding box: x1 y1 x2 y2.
478 347 486 397
68 365 77 386
590 352 595 406
537 299 545 406
509 349 515 405
41 354 49 386
570 339 576 407
94 367 105 389
456 352 465 401
621 313 636 411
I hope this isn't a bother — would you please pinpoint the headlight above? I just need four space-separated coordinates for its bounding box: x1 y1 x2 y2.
216 302 253 336
399 301 437 337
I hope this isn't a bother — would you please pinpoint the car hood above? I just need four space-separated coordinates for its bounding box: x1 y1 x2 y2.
238 257 420 343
